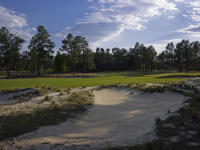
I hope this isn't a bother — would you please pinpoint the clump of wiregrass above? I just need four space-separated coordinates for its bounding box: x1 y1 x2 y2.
140 85 166 93
64 88 71 94
128 83 146 90
127 83 166 93
97 82 167 93
65 91 94 106
55 88 61 92
0 90 94 140
28 93 33 99
34 85 63 95
169 81 196 91
155 117 164 132
59 92 64 96
99 83 119 89
155 117 162 125
37 88 46 96
19 95 25 102
8 91 37 102
130 91 134 95
44 95 51 101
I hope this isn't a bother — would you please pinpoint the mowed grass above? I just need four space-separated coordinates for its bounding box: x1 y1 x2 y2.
0 72 200 90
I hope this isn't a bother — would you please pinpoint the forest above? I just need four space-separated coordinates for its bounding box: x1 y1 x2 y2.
0 25 200 77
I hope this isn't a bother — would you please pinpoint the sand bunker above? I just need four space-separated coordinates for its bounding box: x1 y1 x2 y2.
1 87 188 150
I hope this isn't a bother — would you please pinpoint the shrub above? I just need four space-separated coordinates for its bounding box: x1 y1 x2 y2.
155 117 162 125
65 88 71 94
19 96 25 102
28 93 33 99
44 96 51 101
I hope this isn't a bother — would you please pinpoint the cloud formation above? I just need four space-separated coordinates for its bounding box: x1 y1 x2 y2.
56 0 179 49
0 6 33 42
175 0 200 40
2 0 200 52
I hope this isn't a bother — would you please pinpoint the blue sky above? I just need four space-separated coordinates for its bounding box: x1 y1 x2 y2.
0 0 200 53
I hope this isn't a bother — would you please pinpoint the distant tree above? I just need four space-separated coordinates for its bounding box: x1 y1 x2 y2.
21 51 30 74
28 25 55 76
54 51 67 72
61 33 77 73
0 27 10 76
175 40 191 72
147 45 157 72
128 43 157 72
0 27 25 77
105 48 114 71
10 36 25 76
73 36 89 74
112 47 123 71
94 48 106 72
157 51 167 70
84 48 96 72
0 39 3 76
139 44 147 72
190 41 200 71
121 48 128 70
2 24 200 75
165 42 175 70
129 42 142 71
28 48 38 75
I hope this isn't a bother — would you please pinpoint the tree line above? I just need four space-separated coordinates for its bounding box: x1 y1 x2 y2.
0 25 200 77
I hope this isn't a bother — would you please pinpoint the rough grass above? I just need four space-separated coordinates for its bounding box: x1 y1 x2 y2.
1 72 199 90
0 91 94 140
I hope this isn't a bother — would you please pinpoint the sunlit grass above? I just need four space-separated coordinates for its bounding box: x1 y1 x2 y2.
0 72 200 90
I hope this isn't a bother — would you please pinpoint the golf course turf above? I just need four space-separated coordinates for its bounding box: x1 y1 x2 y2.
0 72 200 90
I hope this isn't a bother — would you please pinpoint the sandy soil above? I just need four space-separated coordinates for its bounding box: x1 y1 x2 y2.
1 87 188 150
0 86 97 104
0 87 98 116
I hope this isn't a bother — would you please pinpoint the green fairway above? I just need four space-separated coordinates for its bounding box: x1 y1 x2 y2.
0 72 200 90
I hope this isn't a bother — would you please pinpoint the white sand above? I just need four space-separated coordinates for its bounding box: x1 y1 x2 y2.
1 87 188 150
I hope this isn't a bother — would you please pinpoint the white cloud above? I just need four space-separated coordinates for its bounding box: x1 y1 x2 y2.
177 24 200 39
55 26 72 38
174 0 184 2
55 0 200 50
190 7 200 22
85 0 178 26
90 25 124 49
178 24 200 33
0 6 27 28
180 0 200 22
176 0 200 39
190 1 200 7
146 38 182 53
71 0 178 47
53 0 200 51
0 5 34 49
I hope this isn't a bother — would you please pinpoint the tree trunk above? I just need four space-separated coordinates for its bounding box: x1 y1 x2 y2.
37 58 40 76
82 50 85 75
